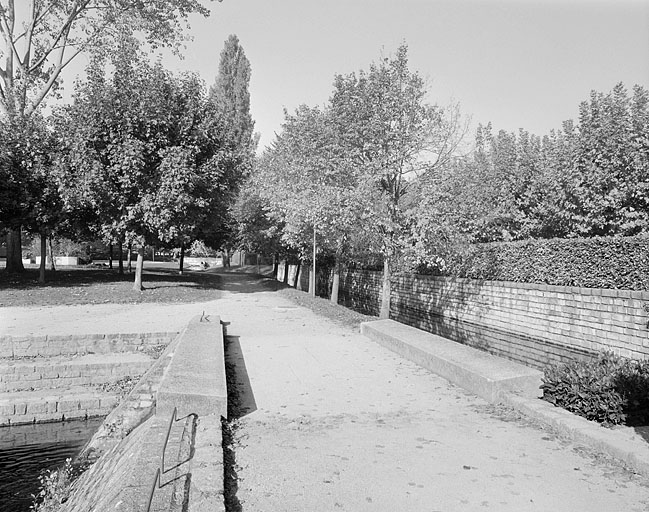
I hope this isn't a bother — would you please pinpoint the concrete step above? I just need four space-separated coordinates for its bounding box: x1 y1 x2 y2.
360 319 543 403
0 352 154 392
0 386 120 426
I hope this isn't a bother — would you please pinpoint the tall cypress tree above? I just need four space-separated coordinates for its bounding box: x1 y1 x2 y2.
205 35 256 260
209 35 255 152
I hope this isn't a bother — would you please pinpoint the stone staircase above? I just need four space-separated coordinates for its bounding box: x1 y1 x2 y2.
0 335 176 426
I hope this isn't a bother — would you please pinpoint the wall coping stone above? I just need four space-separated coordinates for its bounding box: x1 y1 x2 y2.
156 315 227 419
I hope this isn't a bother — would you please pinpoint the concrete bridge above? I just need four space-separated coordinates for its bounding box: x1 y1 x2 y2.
3 270 649 511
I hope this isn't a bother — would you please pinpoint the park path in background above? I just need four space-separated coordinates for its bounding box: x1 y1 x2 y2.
212 272 649 512
2 270 649 511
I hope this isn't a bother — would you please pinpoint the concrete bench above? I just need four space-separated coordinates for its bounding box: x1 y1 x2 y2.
360 319 543 403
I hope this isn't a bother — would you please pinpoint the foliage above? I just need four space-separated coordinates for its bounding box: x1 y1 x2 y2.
444 234 649 290
0 114 60 233
206 34 257 251
209 34 256 152
251 43 467 307
329 43 467 314
0 0 211 118
418 83 649 255
231 178 284 255
57 35 236 284
542 352 649 426
254 104 364 262
27 236 88 259
189 240 216 257
31 458 78 512
0 0 212 274
572 83 649 236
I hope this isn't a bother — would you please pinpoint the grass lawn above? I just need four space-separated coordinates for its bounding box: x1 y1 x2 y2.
0 263 224 307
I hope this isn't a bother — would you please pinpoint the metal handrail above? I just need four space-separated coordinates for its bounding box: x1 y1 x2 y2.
145 407 188 512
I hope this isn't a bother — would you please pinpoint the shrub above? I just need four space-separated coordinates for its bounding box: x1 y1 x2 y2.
31 458 74 511
446 234 649 290
541 352 649 426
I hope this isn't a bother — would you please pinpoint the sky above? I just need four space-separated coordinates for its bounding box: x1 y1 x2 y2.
72 0 649 152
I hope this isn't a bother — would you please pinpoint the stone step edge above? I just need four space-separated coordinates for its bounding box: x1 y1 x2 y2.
360 319 543 403
0 331 179 358
0 352 155 368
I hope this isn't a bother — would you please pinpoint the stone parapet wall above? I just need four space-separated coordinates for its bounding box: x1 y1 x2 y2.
390 274 649 362
0 331 178 358
295 267 649 368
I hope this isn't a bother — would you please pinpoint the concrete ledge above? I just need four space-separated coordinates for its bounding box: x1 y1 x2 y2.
156 315 227 419
360 319 543 403
502 393 649 478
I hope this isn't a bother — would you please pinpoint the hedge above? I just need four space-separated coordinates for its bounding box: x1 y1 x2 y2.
447 235 649 291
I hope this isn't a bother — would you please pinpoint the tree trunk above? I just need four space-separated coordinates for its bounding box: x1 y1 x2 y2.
379 255 391 319
224 248 230 268
108 244 113 269
179 245 185 275
38 233 47 284
126 244 132 273
294 261 301 289
133 246 145 291
118 241 124 275
5 228 25 274
331 255 341 304
283 261 289 284
272 253 279 279
48 235 56 271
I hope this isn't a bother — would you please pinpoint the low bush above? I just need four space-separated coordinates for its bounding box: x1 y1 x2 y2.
541 352 649 426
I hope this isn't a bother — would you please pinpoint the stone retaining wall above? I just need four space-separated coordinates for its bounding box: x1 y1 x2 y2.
0 332 178 426
0 357 153 393
1 391 120 425
0 332 177 358
279 265 649 368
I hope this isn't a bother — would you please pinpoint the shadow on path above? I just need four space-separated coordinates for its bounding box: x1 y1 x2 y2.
207 267 287 295
222 333 257 512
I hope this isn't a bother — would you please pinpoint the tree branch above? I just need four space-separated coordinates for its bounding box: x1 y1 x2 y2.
28 0 90 74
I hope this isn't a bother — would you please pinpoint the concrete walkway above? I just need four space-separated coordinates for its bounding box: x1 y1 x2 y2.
3 271 649 511
211 273 649 512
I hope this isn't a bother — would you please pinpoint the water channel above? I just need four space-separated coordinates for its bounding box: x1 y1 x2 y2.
0 418 103 512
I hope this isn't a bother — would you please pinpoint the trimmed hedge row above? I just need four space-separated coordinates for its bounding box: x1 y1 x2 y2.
447 235 649 291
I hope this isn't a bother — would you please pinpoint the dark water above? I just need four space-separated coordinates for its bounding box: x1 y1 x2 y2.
0 418 103 512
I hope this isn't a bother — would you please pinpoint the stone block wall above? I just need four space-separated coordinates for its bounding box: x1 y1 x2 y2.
0 332 177 359
1 393 119 425
0 332 178 425
297 267 649 369
390 274 649 364
0 359 153 393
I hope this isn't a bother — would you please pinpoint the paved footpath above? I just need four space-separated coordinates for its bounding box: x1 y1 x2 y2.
209 273 649 512
3 271 649 511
